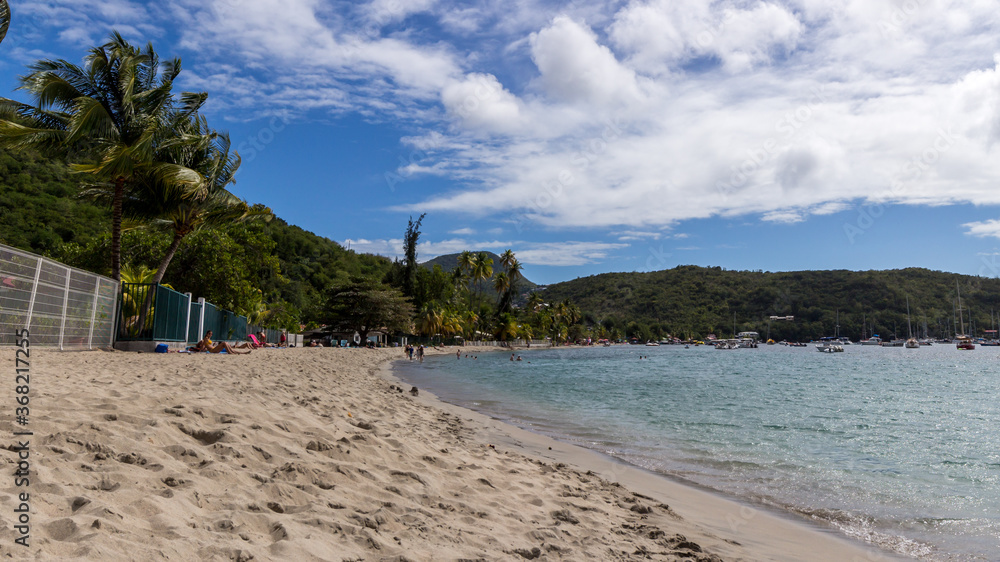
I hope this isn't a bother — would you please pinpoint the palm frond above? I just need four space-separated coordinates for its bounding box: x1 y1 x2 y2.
0 0 10 46
65 96 117 144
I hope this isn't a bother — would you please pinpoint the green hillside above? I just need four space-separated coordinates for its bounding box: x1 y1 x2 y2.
0 150 109 252
0 149 392 327
539 265 1000 342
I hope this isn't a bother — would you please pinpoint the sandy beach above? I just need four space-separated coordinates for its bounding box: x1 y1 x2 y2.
0 347 899 560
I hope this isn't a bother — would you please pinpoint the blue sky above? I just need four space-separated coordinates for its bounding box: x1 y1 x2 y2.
4 1 1000 285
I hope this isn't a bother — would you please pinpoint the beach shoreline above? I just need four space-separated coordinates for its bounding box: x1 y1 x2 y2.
0 346 906 560
388 347 909 562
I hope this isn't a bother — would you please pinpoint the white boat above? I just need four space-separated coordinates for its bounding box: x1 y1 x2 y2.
904 338 919 348
645 342 660 347
859 336 882 346
816 342 844 352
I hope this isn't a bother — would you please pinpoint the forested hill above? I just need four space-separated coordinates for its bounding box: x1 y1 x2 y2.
0 149 392 326
421 251 539 291
538 266 1000 342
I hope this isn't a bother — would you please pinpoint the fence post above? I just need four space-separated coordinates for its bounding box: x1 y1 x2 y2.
23 257 43 330
57 263 71 350
87 276 101 349
108 280 119 347
197 297 206 341
184 292 192 343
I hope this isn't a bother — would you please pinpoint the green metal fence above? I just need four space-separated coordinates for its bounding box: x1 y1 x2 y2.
188 300 202 343
119 283 291 345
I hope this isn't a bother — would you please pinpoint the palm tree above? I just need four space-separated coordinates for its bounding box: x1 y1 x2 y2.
493 271 510 304
450 266 470 307
457 251 475 275
441 310 463 340
506 258 523 283
495 313 518 342
517 323 533 345
461 310 478 340
122 116 271 284
499 249 516 271
526 292 545 313
471 251 493 310
417 307 443 341
0 32 205 280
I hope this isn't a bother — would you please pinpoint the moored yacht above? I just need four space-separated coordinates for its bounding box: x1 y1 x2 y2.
955 281 974 350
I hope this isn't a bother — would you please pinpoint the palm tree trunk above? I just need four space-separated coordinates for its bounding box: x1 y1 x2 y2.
153 231 185 285
133 231 185 339
111 177 125 281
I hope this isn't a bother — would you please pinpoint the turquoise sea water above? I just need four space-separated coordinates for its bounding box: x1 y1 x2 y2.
394 344 1000 561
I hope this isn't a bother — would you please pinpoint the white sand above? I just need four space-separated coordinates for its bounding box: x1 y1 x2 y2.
0 347 904 560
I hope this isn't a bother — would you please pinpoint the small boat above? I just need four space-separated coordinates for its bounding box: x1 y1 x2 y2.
859 336 882 346
816 342 844 352
645 342 660 347
904 338 919 349
881 340 904 347
788 342 807 347
956 336 975 350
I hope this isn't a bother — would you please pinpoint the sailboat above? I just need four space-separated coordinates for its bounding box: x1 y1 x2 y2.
904 296 919 348
955 281 975 350
859 313 881 345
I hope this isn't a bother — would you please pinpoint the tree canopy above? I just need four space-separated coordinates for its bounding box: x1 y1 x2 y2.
324 278 414 344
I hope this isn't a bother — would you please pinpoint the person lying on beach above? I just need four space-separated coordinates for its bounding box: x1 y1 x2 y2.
191 331 251 354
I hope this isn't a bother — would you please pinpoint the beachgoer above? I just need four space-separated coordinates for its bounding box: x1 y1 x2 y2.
516 355 522 361
510 353 515 361
417 345 425 362
279 331 287 347
192 331 250 354
456 350 460 359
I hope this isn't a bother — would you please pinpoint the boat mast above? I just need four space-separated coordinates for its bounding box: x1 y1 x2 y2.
906 296 913 339
957 280 966 336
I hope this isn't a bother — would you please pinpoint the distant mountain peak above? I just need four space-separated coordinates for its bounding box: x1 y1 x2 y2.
420 252 538 290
